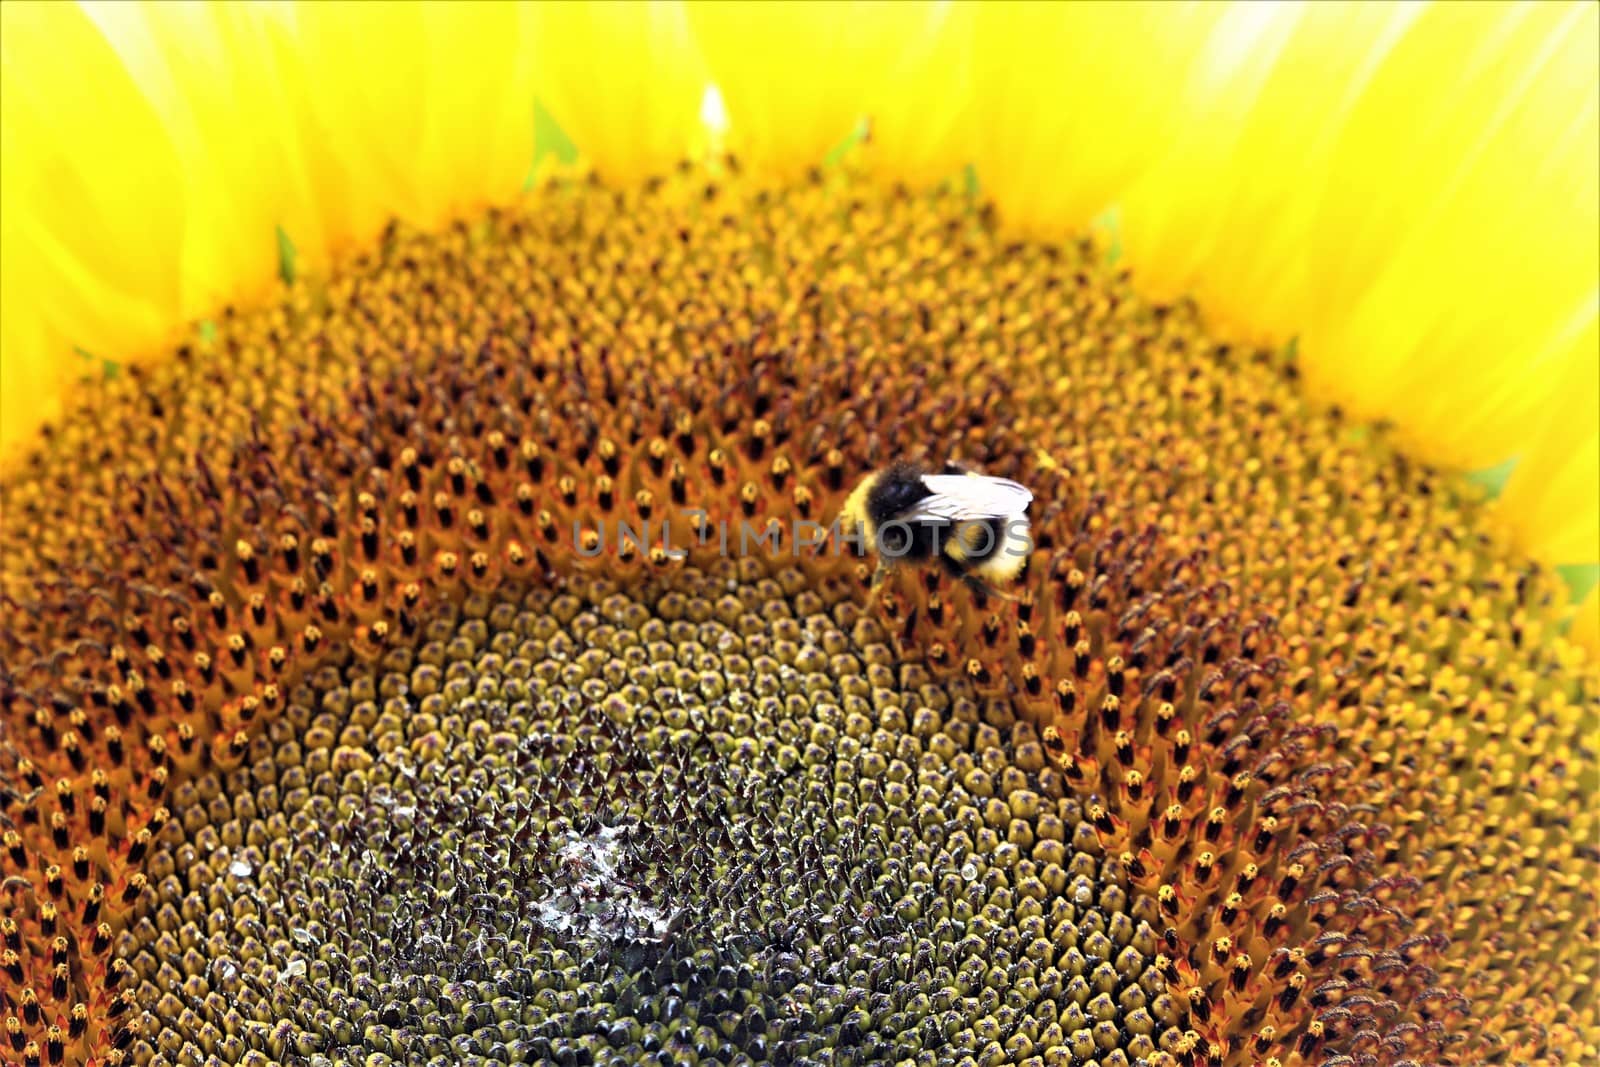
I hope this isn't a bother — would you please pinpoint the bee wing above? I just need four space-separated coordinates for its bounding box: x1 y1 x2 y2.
901 475 1033 523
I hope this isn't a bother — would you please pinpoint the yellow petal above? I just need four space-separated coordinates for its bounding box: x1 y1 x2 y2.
1495 314 1599 567
531 2 710 179
967 0 1240 235
2 1 547 465
270 1 538 255
686 1 949 174
1113 1 1597 481
75 2 300 316
0 0 185 460
1117 2 1424 327
855 1 982 187
1299 1 1598 474
0 237 69 466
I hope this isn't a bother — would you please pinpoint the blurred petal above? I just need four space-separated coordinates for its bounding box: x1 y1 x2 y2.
967 0 1238 233
0 0 184 459
687 1 949 174
1 0 544 465
79 1 309 314
0 234 70 466
1495 316 1599 566
1117 2 1422 324
1300 1 1598 474
856 1 981 187
273 1 538 252
1111 0 1598 483
532 1 710 179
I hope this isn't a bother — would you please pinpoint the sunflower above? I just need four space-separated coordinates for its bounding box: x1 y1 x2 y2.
1 2 1596 1066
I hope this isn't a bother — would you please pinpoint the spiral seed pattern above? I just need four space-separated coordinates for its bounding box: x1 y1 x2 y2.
1 162 1595 1066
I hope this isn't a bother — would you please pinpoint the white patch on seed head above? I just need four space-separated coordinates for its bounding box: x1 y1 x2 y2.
532 824 675 943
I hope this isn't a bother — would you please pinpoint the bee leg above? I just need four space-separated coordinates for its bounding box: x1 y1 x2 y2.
870 559 893 593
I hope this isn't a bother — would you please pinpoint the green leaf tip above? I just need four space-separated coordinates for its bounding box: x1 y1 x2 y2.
277 225 298 286
1557 562 1600 605
1090 204 1123 266
532 99 579 182
823 117 871 169
73 345 121 382
1464 455 1518 499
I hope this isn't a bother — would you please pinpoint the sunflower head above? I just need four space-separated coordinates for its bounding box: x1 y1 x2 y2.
1 5 1597 1067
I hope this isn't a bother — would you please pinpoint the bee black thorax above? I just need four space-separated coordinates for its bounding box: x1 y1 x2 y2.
863 463 935 531
862 463 1012 573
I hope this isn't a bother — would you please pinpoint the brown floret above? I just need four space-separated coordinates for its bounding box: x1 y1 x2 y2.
0 162 1594 1065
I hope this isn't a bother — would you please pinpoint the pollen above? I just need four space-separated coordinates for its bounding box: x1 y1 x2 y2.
0 161 1595 1065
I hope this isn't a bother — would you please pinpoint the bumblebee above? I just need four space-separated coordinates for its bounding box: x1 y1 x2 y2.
838 462 1034 597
